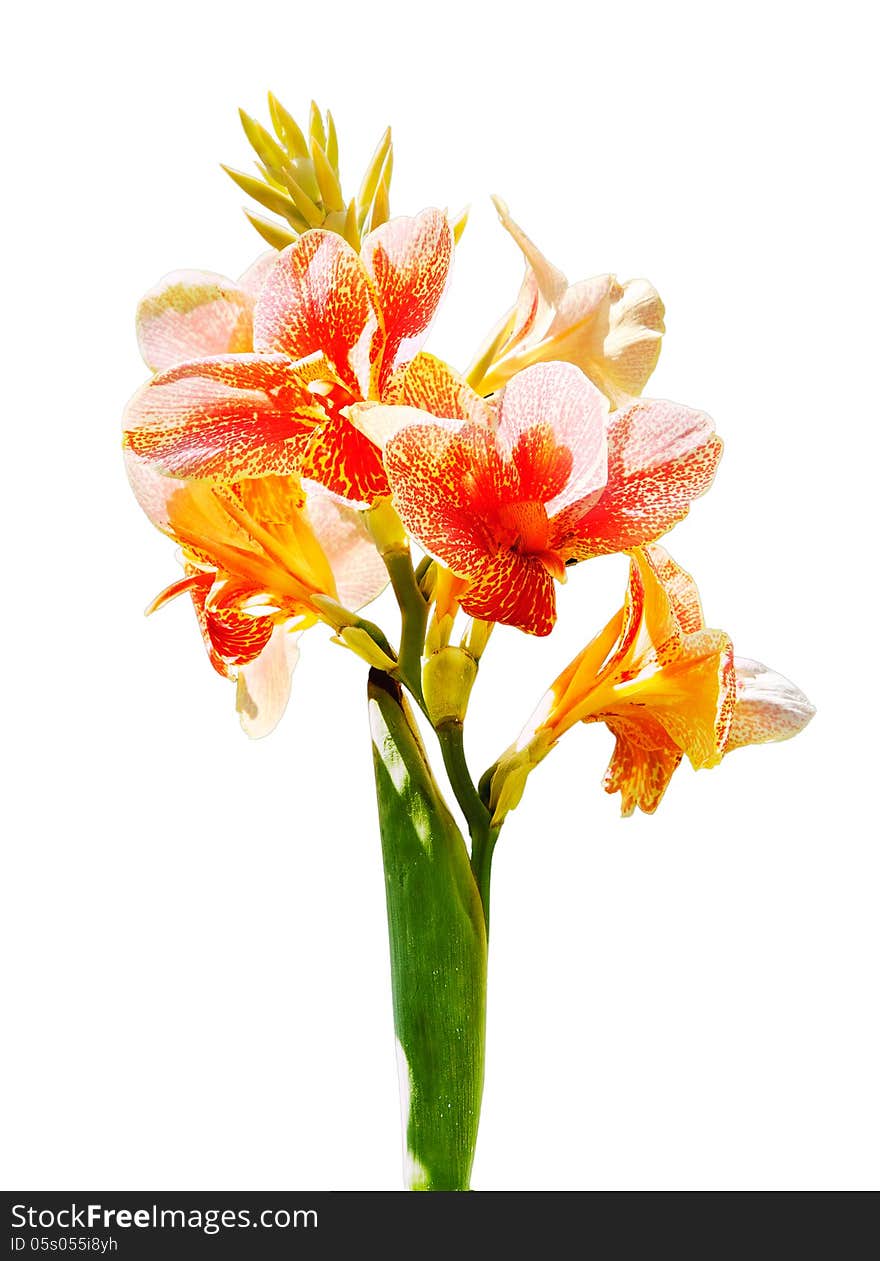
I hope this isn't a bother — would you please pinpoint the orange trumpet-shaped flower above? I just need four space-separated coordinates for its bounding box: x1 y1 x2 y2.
467 198 665 405
124 208 453 506
127 452 387 736
489 545 814 819
378 355 721 635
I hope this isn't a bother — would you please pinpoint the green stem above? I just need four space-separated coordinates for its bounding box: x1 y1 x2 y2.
436 720 499 931
470 821 500 934
383 547 429 704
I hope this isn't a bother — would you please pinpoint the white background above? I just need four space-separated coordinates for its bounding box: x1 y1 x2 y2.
2 0 877 1191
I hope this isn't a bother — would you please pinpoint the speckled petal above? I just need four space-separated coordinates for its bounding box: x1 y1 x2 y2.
384 353 491 423
562 399 722 559
361 209 453 385
460 550 557 636
602 714 684 816
253 231 383 398
384 421 499 577
123 354 326 482
302 409 390 507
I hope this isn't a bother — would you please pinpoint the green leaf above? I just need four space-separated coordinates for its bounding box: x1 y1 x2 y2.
368 670 487 1191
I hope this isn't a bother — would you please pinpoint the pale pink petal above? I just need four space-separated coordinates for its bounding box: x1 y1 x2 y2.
236 626 302 738
136 270 254 372
237 251 279 300
305 491 388 609
495 362 609 517
726 658 816 752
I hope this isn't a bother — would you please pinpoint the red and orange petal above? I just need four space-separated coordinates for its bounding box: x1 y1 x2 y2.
494 363 608 516
253 231 383 400
459 550 557 636
136 270 254 373
384 420 501 577
601 714 684 816
184 571 272 675
302 409 390 507
123 354 326 482
361 209 453 388
559 399 723 560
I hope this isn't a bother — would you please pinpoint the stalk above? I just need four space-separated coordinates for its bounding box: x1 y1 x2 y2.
368 669 487 1190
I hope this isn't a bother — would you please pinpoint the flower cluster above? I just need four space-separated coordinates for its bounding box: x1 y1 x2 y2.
124 99 812 810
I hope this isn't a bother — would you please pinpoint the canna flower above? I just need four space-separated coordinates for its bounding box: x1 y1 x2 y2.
374 355 721 635
126 263 387 734
467 198 665 406
124 208 454 506
127 457 387 736
489 545 814 820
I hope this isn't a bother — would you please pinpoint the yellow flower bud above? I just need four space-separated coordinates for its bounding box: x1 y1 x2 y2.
422 646 478 727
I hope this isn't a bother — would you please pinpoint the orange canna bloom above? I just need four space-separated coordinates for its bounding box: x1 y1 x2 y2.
127 454 387 736
124 208 453 506
467 198 665 405
376 355 721 635
489 545 814 819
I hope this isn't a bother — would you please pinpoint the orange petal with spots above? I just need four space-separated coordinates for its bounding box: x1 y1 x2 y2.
460 550 557 637
136 270 254 373
384 352 491 423
253 231 383 399
302 409 390 507
123 354 326 482
384 420 507 578
603 714 684 816
361 209 453 387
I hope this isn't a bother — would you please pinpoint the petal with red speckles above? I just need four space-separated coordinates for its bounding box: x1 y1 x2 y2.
384 420 505 577
361 209 453 386
603 714 684 816
253 231 383 399
136 271 254 372
123 354 326 482
560 399 722 559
